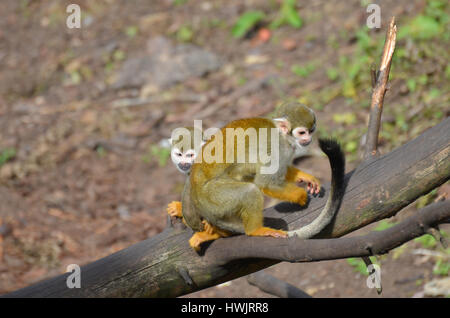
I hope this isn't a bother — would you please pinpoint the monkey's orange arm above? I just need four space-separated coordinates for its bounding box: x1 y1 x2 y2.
262 183 308 206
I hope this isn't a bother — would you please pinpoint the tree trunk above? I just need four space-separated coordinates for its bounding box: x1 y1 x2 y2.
4 118 449 298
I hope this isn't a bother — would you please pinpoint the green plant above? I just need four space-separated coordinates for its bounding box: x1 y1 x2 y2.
415 189 438 209
270 0 302 29
96 146 106 157
143 145 170 167
0 148 16 166
415 234 437 248
176 25 194 42
326 67 339 81
174 0 188 5
231 11 266 38
433 259 450 276
373 219 397 232
398 15 443 40
347 257 378 276
332 113 357 126
291 62 316 78
125 25 138 38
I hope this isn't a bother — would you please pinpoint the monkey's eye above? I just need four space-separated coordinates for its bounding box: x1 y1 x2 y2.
176 152 182 157
293 127 307 137
310 125 315 134
185 151 196 158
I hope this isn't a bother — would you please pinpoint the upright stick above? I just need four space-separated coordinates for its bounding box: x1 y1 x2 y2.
364 17 397 159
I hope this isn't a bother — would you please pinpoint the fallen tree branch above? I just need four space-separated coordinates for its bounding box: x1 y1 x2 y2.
4 117 449 298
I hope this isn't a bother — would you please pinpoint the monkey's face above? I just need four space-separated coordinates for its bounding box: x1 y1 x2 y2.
171 147 197 174
273 102 316 152
292 124 315 147
274 118 315 149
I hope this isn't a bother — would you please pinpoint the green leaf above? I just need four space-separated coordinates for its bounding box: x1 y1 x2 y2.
347 258 369 276
174 0 188 5
291 63 315 77
433 259 450 276
414 234 437 248
282 0 302 28
344 141 358 153
326 67 339 81
398 15 442 40
231 11 265 38
0 148 16 166
177 25 194 42
356 27 372 51
407 78 417 92
270 0 302 29
125 25 138 38
373 220 397 231
150 146 170 167
445 65 450 79
332 112 357 125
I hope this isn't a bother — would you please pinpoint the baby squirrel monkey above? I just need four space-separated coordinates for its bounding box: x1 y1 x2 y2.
166 126 204 219
166 127 226 236
181 102 345 251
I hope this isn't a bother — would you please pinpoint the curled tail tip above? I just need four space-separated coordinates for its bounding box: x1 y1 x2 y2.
318 138 346 192
318 137 340 151
318 138 345 163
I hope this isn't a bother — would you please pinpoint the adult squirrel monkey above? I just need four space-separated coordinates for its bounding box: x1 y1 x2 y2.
181 102 345 251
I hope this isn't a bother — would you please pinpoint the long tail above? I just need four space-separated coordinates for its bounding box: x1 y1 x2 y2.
287 138 346 238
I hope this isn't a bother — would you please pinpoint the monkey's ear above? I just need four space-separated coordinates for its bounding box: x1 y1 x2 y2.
273 117 291 135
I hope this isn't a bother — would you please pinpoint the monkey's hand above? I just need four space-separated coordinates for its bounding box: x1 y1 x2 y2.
167 201 183 218
287 167 321 195
297 174 321 195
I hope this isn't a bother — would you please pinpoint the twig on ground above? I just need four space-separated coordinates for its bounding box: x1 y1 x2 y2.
247 271 312 298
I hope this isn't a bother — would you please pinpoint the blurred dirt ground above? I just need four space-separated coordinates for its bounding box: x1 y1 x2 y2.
0 0 448 297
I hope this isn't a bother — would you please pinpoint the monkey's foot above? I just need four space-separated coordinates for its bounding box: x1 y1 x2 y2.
167 201 182 218
189 231 221 251
202 220 231 237
248 227 287 238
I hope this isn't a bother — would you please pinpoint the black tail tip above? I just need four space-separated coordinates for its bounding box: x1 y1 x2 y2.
318 137 345 168
318 138 341 154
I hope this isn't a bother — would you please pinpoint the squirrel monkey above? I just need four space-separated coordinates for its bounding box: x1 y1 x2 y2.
182 102 345 251
166 127 228 237
166 126 205 219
